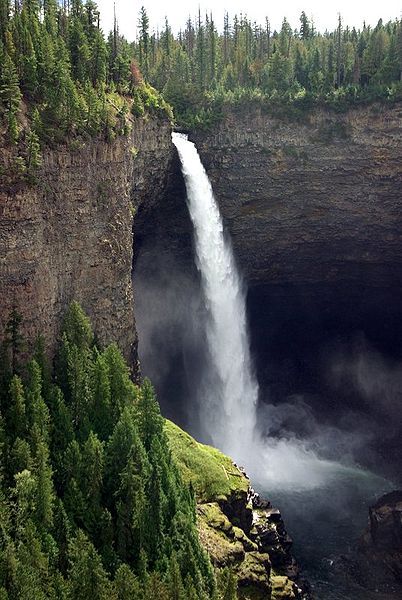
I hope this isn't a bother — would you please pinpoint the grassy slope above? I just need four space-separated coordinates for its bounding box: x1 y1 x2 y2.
165 420 248 503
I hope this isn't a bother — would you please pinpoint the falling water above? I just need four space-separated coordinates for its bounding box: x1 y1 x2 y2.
171 132 384 492
172 133 258 460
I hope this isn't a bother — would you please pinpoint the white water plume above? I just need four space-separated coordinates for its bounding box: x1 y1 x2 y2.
172 133 258 459
172 132 378 491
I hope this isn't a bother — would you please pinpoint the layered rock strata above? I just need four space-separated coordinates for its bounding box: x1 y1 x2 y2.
192 103 402 290
0 116 173 369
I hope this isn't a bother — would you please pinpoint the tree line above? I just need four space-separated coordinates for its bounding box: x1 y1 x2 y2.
1 2 402 143
0 0 169 154
0 302 239 599
134 9 402 126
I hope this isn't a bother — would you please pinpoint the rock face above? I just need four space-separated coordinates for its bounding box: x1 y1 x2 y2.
327 491 402 598
369 491 402 551
192 103 402 290
197 481 309 599
0 116 173 369
360 491 402 583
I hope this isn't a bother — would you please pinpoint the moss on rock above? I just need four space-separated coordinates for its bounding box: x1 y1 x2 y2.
165 420 249 502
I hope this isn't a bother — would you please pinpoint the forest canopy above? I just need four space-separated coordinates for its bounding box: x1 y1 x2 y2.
0 302 223 599
1 1 402 135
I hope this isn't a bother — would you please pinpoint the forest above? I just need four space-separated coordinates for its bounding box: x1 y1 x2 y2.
0 302 241 599
1 0 402 140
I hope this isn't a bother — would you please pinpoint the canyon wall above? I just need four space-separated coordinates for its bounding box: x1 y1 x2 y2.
192 103 402 291
0 115 173 369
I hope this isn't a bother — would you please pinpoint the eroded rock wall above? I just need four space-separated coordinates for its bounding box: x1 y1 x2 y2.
192 103 402 289
0 116 173 368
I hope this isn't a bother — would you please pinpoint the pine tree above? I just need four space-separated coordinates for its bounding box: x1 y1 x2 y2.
103 344 137 422
90 351 112 440
34 439 54 530
25 359 50 446
62 302 94 349
8 376 26 440
299 11 311 40
0 50 21 124
114 564 143 600
168 552 185 600
138 6 150 79
67 530 113 600
136 379 164 452
26 129 42 182
0 0 10 43
115 445 148 563
9 438 32 477
80 431 104 533
4 309 23 374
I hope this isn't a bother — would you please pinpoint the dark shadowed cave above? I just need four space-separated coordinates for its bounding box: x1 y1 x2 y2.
133 152 402 484
132 143 402 599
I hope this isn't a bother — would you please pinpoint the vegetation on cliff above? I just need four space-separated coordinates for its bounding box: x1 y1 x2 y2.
0 303 225 599
0 0 171 178
165 421 248 503
133 9 402 127
2 2 402 142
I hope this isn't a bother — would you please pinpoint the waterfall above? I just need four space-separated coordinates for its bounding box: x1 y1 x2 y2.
172 133 258 461
171 132 364 489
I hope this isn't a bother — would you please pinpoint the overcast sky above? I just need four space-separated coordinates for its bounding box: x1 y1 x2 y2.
96 1 402 40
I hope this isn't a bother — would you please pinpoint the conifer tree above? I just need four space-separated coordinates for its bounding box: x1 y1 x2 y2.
34 439 54 530
138 6 150 79
0 0 10 43
8 375 26 441
80 431 104 532
114 563 143 599
9 438 32 477
67 530 113 600
26 129 42 182
4 310 23 374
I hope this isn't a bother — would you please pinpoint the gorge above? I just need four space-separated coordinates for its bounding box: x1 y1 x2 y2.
134 103 402 598
2 102 402 599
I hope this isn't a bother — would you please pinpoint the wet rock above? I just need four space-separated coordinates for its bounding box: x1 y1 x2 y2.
368 490 402 553
328 490 402 597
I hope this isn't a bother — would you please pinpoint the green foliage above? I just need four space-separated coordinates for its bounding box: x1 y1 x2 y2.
26 129 42 183
165 421 249 503
0 303 217 598
0 1 172 150
131 9 402 127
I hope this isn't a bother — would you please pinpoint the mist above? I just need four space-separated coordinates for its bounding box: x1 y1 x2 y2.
134 138 400 496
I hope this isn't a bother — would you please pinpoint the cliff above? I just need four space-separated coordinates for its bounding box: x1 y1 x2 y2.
322 491 402 598
0 115 173 370
192 103 402 291
166 421 309 600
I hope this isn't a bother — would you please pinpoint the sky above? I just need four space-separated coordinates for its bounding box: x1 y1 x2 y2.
96 0 402 41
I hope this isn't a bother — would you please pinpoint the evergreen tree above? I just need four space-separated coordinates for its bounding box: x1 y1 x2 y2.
114 564 143 600
8 376 27 441
80 431 104 533
34 439 54 531
67 530 113 600
4 310 23 374
26 129 42 182
136 379 164 452
299 11 311 40
138 6 150 79
0 51 21 144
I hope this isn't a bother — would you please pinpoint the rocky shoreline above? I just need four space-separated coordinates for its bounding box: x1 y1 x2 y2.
197 471 311 599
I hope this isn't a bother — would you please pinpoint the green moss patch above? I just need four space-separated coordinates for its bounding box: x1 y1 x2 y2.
165 420 249 503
